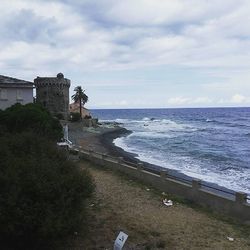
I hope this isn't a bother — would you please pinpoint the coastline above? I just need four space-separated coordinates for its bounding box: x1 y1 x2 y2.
69 122 138 160
68 122 239 199
100 126 194 179
69 122 192 180
99 127 139 162
101 127 240 198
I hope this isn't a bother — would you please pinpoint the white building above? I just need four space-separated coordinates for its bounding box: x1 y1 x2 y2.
0 75 33 110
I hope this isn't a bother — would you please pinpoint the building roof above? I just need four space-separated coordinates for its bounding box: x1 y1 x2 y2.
0 75 33 87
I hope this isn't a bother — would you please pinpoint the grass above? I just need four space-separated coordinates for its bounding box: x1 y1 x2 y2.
66 159 250 249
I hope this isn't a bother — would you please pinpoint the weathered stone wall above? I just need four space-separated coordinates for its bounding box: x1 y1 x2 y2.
34 73 70 119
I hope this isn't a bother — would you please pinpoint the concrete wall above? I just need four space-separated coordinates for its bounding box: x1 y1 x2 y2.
74 147 250 224
0 87 33 110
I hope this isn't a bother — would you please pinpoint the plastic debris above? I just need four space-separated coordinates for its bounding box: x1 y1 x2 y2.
227 236 234 241
146 188 150 191
114 231 128 250
90 203 95 207
163 198 173 206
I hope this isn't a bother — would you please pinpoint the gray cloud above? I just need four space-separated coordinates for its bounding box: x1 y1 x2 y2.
1 0 250 108
2 0 250 71
1 9 58 44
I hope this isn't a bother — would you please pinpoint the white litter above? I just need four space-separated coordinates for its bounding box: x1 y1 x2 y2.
146 188 150 191
163 198 173 206
114 231 128 250
227 236 234 241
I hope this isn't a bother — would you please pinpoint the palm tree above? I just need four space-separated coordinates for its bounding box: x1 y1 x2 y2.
71 86 88 120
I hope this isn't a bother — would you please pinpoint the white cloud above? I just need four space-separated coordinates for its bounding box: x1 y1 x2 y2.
167 96 213 106
168 97 191 105
118 100 128 106
231 94 250 104
1 0 250 73
103 0 239 26
193 97 213 104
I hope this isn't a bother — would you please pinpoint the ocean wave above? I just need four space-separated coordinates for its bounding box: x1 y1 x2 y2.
111 117 198 135
190 151 230 162
94 107 250 196
142 119 195 132
114 136 250 195
107 117 198 133
204 118 250 129
206 118 215 122
129 131 176 139
115 118 130 123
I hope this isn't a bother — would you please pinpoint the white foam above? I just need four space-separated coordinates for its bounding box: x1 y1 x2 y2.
135 121 196 141
206 118 213 122
113 136 250 196
101 117 197 135
110 115 250 196
115 118 130 123
113 137 132 152
130 131 176 139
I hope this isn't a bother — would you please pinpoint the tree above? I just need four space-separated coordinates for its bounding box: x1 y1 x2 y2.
0 103 95 249
0 103 62 141
71 86 88 120
0 132 94 249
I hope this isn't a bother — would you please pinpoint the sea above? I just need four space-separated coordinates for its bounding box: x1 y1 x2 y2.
92 108 250 197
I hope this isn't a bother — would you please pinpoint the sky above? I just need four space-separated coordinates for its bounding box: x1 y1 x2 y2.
1 0 250 109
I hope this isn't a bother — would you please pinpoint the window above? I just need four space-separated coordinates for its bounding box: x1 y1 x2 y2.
16 89 23 100
0 89 7 100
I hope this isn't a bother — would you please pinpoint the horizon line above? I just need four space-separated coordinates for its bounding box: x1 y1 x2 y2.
88 106 250 110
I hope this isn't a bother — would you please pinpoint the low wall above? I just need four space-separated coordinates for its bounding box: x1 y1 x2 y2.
73 147 250 224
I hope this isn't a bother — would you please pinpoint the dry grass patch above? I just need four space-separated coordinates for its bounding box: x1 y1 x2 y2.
69 160 250 250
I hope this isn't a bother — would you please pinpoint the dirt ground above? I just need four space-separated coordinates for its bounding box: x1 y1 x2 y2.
67 160 250 250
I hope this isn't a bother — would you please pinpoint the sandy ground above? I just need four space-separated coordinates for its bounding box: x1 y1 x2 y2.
69 160 250 250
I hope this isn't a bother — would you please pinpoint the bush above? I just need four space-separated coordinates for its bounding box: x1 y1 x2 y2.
55 113 64 120
0 103 62 141
0 132 95 249
70 112 81 122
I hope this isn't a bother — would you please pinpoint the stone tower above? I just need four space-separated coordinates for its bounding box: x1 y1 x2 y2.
34 73 70 119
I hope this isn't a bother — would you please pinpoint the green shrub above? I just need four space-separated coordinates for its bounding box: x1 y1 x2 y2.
0 103 62 141
0 132 95 249
55 113 64 120
70 112 81 122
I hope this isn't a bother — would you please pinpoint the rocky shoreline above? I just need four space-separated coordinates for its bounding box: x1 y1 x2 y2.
99 126 190 177
68 122 189 178
68 121 238 199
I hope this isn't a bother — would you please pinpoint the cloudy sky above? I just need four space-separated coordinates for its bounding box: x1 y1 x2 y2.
1 0 250 108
